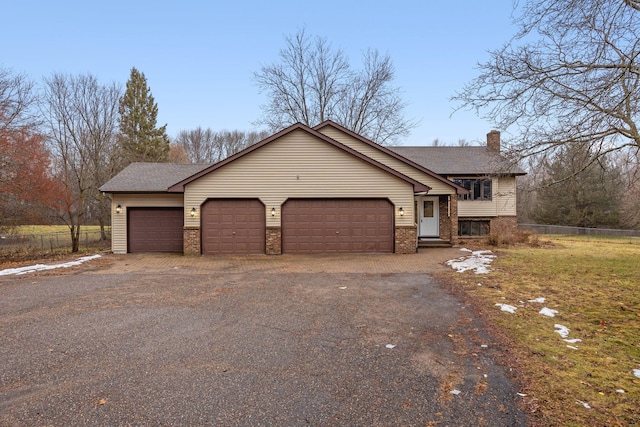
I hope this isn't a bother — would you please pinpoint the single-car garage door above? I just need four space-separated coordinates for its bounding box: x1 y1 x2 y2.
282 199 393 253
128 207 184 252
201 199 266 254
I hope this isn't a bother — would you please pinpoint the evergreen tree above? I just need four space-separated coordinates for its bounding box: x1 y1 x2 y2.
118 67 169 163
532 143 623 228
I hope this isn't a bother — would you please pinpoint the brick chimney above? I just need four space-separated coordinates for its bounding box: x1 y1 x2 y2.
487 130 500 152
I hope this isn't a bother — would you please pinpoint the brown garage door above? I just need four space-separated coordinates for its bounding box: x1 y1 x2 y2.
282 199 393 253
128 207 184 253
201 199 265 254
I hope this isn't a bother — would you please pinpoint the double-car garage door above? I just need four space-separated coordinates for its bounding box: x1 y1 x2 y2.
282 199 393 253
127 199 393 254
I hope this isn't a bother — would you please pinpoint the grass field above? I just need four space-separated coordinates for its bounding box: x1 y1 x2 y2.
441 236 640 426
0 225 110 262
12 225 106 235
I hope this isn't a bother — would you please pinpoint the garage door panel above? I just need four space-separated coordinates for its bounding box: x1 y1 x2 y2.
282 199 393 254
201 199 265 254
128 208 183 253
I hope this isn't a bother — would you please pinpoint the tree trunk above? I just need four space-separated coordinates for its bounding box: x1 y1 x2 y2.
99 216 107 241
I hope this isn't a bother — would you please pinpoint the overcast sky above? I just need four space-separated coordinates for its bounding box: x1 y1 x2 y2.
4 0 516 146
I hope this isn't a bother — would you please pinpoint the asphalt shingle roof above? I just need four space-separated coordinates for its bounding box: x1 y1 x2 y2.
388 146 526 175
99 162 212 193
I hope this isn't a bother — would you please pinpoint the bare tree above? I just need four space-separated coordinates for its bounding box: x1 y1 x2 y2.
174 127 218 163
173 128 269 163
616 148 640 228
254 30 415 145
0 68 48 233
1 68 37 190
41 73 121 251
0 67 38 134
454 0 640 164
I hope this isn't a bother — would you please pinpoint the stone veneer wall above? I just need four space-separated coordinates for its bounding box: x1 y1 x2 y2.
266 227 282 255
395 225 417 254
184 226 201 255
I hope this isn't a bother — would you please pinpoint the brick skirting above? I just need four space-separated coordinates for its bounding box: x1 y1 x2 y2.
395 225 417 254
184 226 200 255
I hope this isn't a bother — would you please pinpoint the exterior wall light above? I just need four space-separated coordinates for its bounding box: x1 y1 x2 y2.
271 207 276 216
190 207 196 217
116 204 122 214
399 207 404 216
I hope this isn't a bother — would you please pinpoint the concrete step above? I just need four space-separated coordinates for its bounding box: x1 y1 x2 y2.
417 238 452 248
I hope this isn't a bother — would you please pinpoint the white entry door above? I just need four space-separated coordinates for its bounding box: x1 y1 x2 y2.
418 196 439 237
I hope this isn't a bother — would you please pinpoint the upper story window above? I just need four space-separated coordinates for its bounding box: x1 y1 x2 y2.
453 178 492 201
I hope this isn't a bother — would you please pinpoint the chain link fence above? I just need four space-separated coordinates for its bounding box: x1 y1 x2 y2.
0 228 111 253
518 224 640 237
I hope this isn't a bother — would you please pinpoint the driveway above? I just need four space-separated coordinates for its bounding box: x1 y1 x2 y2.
0 251 527 426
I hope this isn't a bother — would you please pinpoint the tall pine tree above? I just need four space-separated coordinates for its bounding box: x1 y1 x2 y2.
532 143 623 228
118 67 170 163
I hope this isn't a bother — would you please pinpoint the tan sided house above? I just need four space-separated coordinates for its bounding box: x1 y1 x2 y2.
100 121 524 255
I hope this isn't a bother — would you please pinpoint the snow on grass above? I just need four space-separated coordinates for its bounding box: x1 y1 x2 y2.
496 303 517 314
446 248 496 274
634 369 640 378
554 324 570 338
539 307 559 317
0 254 101 276
528 297 545 303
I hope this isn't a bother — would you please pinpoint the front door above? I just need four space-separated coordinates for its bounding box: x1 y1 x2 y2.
418 196 439 237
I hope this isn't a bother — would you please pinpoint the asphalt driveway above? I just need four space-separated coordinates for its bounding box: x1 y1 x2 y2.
0 252 527 426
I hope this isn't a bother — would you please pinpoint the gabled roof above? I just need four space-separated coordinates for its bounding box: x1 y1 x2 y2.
168 122 431 193
99 162 211 193
389 146 527 176
313 121 467 195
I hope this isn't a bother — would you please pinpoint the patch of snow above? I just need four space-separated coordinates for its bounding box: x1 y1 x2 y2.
517 393 528 397
616 389 625 393
634 369 640 378
576 400 591 409
385 344 396 349
480 344 488 348
338 286 347 290
496 303 517 314
460 248 473 252
0 254 102 276
528 297 545 303
554 324 570 338
539 307 559 317
446 249 496 274
567 345 579 350
563 338 582 344
450 389 461 395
